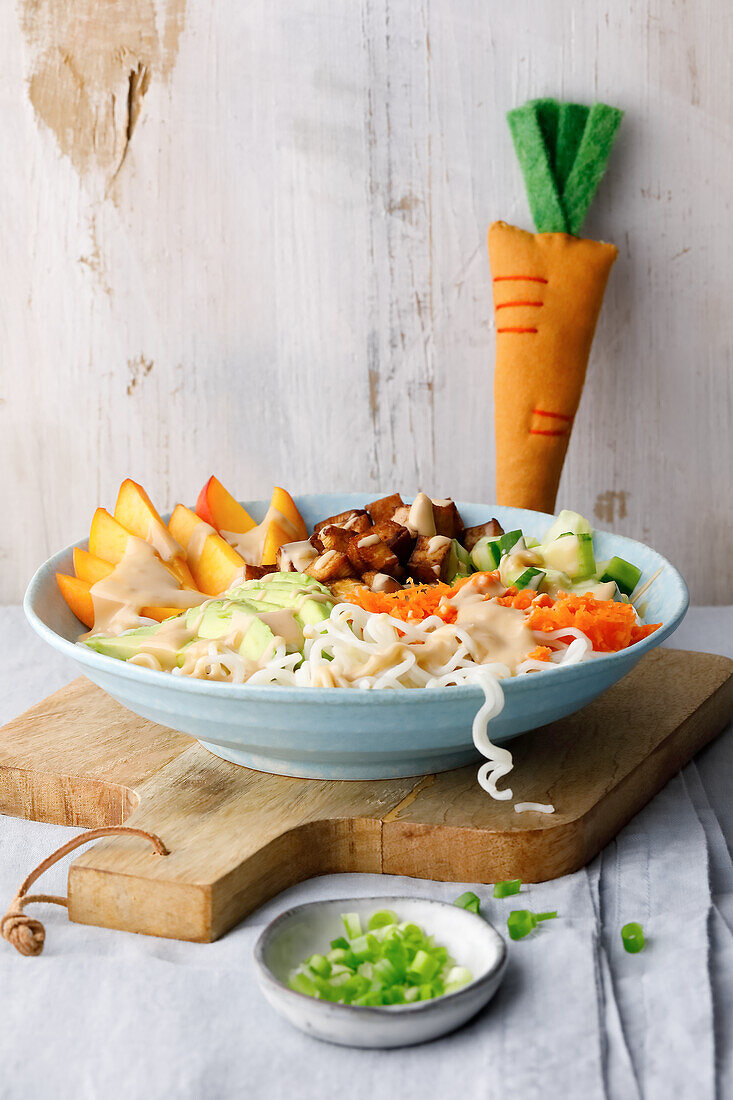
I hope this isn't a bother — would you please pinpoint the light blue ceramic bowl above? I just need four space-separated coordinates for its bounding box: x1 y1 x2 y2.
24 495 688 780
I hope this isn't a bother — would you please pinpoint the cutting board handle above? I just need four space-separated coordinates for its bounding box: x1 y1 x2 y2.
1 826 168 956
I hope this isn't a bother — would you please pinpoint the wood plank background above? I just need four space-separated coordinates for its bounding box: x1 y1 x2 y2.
2 1 731 603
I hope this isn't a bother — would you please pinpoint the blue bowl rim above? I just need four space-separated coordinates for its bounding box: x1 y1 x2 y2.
23 497 689 707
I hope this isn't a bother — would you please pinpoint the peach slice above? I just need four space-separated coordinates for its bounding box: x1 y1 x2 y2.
168 504 245 595
196 476 256 534
271 487 307 541
89 507 195 591
114 479 197 590
56 573 95 628
57 573 185 629
261 519 293 566
74 547 114 585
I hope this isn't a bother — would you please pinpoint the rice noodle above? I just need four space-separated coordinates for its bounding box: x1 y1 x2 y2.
127 600 597 810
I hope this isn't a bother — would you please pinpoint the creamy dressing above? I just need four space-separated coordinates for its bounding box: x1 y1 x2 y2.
370 572 401 593
277 539 318 572
453 598 536 672
258 609 304 651
449 572 505 605
406 492 436 537
427 535 452 555
87 537 207 637
187 518 217 563
222 507 299 565
358 533 381 548
146 517 185 563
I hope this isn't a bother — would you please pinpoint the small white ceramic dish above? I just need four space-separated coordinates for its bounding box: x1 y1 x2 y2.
253 895 507 1048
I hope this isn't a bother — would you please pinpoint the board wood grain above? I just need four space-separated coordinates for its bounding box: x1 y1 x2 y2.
1 2 732 605
1 648 731 942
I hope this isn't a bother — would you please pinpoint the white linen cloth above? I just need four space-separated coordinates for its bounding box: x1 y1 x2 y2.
0 605 731 1100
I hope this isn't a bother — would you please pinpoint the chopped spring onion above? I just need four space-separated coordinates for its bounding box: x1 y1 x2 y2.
507 909 558 940
493 879 522 898
621 922 645 953
342 912 362 939
287 909 473 1006
453 891 481 914
368 909 399 930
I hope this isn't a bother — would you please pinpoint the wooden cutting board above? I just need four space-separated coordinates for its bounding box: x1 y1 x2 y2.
1 648 731 943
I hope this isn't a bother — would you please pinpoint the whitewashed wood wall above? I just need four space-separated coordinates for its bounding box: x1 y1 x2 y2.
2 0 731 603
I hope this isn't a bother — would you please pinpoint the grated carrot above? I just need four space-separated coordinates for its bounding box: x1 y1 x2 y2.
526 592 661 653
526 645 553 662
342 581 458 623
340 578 660 654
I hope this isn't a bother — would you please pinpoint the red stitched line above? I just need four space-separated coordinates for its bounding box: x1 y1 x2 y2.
530 428 568 436
497 326 538 334
495 301 544 310
532 408 573 422
493 275 548 283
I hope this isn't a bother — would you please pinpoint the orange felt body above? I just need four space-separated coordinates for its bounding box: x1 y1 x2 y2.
488 221 617 513
114 480 197 590
168 505 245 595
196 476 257 534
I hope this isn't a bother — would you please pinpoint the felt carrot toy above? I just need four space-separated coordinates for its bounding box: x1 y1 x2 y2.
490 98 622 514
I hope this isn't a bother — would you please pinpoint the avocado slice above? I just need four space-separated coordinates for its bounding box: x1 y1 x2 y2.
84 623 162 661
244 586 332 628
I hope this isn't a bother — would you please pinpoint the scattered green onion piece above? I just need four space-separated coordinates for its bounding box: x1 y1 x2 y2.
493 879 522 898
453 891 481 914
621 922 645 953
330 936 350 950
507 909 558 940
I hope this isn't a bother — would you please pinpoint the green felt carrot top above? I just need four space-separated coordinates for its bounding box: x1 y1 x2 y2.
507 98 623 236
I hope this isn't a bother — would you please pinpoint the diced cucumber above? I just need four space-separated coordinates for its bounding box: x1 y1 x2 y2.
449 540 471 585
542 532 596 580
498 530 524 556
453 540 472 570
538 568 573 595
470 529 525 572
514 567 545 592
470 536 501 572
571 579 618 600
524 536 540 549
541 510 593 545
599 556 642 597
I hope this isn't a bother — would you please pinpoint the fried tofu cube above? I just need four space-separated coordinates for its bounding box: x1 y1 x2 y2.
370 520 414 563
330 578 369 600
313 509 372 537
431 499 465 540
318 525 358 554
362 571 403 593
305 550 355 583
347 533 402 577
365 494 405 524
242 564 277 580
407 535 454 583
462 519 504 552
